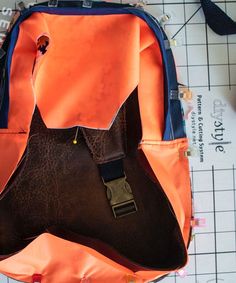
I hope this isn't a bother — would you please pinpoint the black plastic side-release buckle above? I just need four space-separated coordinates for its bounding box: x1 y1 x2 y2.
103 176 138 218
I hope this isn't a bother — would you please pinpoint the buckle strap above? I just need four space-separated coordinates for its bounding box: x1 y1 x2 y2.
103 176 137 218
99 159 138 218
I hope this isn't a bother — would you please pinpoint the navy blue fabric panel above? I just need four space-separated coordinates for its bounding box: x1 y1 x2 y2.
164 50 185 140
0 4 186 141
163 111 172 140
201 0 236 35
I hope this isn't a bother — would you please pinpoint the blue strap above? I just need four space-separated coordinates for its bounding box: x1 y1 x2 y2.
201 0 236 35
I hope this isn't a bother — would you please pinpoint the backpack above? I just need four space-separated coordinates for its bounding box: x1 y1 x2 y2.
0 1 193 282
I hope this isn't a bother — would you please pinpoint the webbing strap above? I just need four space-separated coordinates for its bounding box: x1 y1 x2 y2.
201 0 236 35
98 159 124 182
81 108 137 218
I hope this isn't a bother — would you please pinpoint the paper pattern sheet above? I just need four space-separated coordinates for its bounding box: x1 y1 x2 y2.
0 0 236 282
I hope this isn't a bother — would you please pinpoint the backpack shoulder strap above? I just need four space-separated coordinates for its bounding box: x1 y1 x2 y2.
201 0 236 35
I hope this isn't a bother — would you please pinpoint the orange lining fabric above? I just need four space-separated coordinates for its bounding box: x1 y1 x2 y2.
0 233 170 283
140 138 192 244
0 233 139 283
0 13 164 194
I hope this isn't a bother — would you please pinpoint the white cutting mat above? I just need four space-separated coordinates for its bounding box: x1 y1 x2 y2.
150 1 236 282
0 0 236 282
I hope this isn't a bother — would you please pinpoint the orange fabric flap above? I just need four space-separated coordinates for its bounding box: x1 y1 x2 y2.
140 138 192 245
9 13 163 131
0 233 143 283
